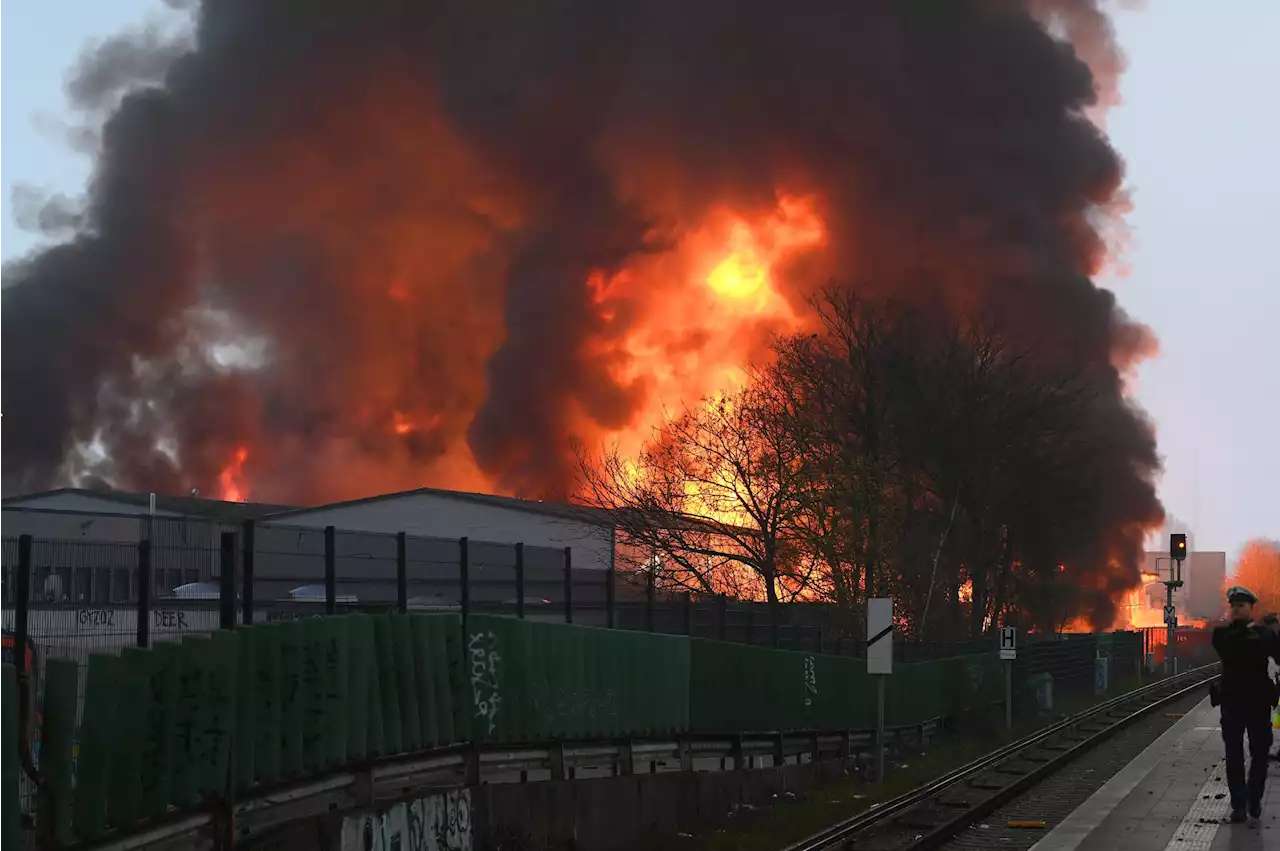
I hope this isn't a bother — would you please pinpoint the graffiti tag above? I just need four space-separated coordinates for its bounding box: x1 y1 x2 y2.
467 631 501 735
803 655 818 707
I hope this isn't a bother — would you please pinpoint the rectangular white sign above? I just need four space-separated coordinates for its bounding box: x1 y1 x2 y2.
999 626 1017 660
1163 605 1177 625
867 598 893 675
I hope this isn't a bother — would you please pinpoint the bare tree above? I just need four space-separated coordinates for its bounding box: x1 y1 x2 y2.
577 380 816 607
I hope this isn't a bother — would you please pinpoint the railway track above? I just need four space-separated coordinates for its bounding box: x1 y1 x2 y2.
783 663 1221 851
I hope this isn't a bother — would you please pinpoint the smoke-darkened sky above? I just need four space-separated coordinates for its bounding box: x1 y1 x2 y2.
2 1 1275 562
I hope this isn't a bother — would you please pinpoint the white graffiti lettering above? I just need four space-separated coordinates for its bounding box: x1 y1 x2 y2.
467 631 501 735
803 655 818 707
340 789 472 851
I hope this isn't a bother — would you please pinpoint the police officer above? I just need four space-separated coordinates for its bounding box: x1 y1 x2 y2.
1212 586 1278 821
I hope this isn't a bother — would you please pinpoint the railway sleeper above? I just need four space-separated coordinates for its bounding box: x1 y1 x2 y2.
968 778 1005 790
936 798 974 809
895 812 940 830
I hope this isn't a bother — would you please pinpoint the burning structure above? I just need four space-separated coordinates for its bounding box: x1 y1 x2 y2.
2 1 1162 624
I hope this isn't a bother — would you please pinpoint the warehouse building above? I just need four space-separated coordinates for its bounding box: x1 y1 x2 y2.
2 488 288 604
2 486 619 617
254 488 618 613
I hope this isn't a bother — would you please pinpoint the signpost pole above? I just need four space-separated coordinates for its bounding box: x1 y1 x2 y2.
876 675 886 782
866 598 893 783
1005 660 1012 731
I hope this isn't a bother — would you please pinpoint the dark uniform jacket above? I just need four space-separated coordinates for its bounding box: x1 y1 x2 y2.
1212 620 1280 709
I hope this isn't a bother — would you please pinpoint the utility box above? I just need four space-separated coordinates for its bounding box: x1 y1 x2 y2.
1094 653 1110 694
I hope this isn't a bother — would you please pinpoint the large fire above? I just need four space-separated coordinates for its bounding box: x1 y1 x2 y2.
4 0 1164 630
215 195 826 503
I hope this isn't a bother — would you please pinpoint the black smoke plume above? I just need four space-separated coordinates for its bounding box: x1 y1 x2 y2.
3 1 1159 563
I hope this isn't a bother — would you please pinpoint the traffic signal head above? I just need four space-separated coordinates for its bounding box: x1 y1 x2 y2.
1170 533 1187 561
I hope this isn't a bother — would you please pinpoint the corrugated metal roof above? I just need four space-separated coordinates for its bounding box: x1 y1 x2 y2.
2 487 295 521
260 486 619 527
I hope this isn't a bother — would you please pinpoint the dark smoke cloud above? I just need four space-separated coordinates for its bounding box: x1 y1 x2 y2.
3 0 1161 589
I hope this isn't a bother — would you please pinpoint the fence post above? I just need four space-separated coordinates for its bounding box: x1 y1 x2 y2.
646 568 656 632
514 543 526 619
563 547 573 624
683 593 693 635
770 604 780 649
459 537 470 628
717 594 727 641
14 535 32 677
815 625 824 654
745 605 754 645
396 532 408 614
323 526 337 615
137 539 152 648
605 556 616 629
219 532 237 630
241 520 256 626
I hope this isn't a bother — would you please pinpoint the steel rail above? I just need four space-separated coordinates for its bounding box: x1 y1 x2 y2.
782 662 1220 851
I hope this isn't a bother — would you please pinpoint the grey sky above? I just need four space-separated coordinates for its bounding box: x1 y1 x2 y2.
2 2 1276 560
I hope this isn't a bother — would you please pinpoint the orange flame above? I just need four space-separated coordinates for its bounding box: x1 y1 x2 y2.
215 193 827 507
590 194 826 463
218 447 250 503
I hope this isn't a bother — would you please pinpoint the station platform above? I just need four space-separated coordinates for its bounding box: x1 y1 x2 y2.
1030 695 1279 851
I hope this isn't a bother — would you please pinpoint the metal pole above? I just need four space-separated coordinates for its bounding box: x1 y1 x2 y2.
875 675 886 782
515 542 526 620
683 592 693 635
604 553 615 629
219 532 237 630
563 547 573 624
1005 660 1013 731
241 520 256 626
396 532 408 614
15 536 32 678
137 539 152 648
646 567 656 632
459 537 470 628
323 526 337 616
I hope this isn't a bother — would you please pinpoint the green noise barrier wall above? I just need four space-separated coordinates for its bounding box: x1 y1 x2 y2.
688 639 1006 734
457 616 690 743
24 611 1009 847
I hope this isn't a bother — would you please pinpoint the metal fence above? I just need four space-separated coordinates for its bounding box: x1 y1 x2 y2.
0 515 1209 829
2 518 1199 665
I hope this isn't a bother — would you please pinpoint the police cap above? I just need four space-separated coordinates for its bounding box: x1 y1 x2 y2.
1226 585 1258 604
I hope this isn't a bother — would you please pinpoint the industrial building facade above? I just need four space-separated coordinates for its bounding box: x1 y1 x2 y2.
2 487 617 616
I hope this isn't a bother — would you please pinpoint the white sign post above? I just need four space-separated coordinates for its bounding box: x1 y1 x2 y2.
867 598 893 783
999 627 1017 731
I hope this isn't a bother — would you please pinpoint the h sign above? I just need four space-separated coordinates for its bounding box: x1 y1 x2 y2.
999 627 1017 660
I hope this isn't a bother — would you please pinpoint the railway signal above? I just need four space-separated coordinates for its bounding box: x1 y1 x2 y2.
1162 534 1188 676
